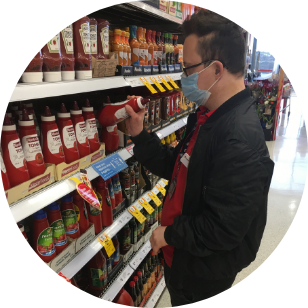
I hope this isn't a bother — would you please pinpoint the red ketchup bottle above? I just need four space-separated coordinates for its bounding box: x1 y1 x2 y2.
70 102 91 158
98 97 150 127
24 103 40 137
19 109 46 178
72 190 90 235
112 173 122 207
22 51 43 83
60 24 75 81
107 178 116 209
82 99 100 153
17 222 29 242
33 209 57 263
113 288 134 306
1 114 30 187
101 125 119 152
95 177 113 227
0 151 11 190
41 106 66 165
86 200 103 235
47 202 68 254
87 250 108 291
57 103 80 164
60 194 80 239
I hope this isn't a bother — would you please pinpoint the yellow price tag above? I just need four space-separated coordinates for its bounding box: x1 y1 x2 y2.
98 233 115 257
128 205 146 223
149 76 166 92
147 191 162 207
158 76 173 90
162 179 169 186
139 198 154 214
155 183 166 196
140 77 157 94
165 75 179 89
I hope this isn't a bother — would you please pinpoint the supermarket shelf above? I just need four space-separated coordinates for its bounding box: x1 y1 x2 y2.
125 73 182 88
145 275 166 308
156 116 188 139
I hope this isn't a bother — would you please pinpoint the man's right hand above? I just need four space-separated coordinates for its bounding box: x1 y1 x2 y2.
125 104 145 137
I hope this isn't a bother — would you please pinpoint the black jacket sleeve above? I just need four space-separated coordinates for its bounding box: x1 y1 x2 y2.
164 139 274 257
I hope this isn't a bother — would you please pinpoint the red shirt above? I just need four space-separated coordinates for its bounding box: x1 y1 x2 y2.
161 107 216 267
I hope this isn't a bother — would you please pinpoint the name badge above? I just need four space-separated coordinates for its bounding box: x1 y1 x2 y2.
180 153 190 168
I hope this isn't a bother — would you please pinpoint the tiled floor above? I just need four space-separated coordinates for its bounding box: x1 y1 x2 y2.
156 91 308 307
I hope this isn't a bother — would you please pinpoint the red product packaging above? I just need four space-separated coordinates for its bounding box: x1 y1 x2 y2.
86 201 103 235
112 173 122 207
22 51 43 83
72 190 90 235
60 24 75 81
0 151 11 190
17 222 28 242
101 125 119 152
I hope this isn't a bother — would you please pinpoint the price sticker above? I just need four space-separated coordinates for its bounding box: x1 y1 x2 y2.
165 75 180 89
126 144 134 156
140 77 157 94
98 233 115 257
128 205 146 224
139 198 154 214
149 76 166 92
159 179 167 188
147 191 162 207
156 183 166 196
158 76 173 90
162 179 169 186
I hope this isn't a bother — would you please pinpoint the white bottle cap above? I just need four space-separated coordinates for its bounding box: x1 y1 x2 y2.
61 71 75 81
43 71 62 82
21 72 43 83
75 70 92 80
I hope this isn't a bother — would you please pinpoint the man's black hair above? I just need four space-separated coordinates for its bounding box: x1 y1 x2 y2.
182 10 246 77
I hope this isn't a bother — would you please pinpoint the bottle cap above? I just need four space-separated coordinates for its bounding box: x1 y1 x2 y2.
129 281 135 287
137 271 142 277
61 194 73 203
44 106 52 116
141 98 150 105
106 96 111 104
60 103 68 113
72 101 80 110
3 113 12 125
133 276 138 282
84 99 91 107
18 102 25 111
33 209 47 220
22 109 30 121
47 202 60 212
114 29 122 36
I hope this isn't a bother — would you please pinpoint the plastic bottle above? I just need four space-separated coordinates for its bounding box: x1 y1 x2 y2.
161 33 166 65
113 287 134 306
60 194 80 239
97 19 110 59
46 202 68 254
19 109 45 178
146 29 154 65
173 35 180 64
128 281 138 307
89 18 98 59
24 102 40 137
33 209 57 263
133 276 142 306
0 151 11 190
41 106 66 165
17 222 28 242
121 31 128 66
111 173 122 207
137 27 146 65
112 235 120 267
169 33 175 65
129 25 140 66
70 101 91 158
60 24 75 81
1 114 30 187
152 30 158 65
72 190 90 235
125 31 131 66
129 217 138 245
98 97 150 127
57 103 80 164
119 223 131 255
156 32 163 65
143 28 149 65
137 271 144 300
112 29 124 66
22 51 43 83
82 99 100 153
101 124 119 152
164 33 170 65
87 250 108 291
107 178 116 209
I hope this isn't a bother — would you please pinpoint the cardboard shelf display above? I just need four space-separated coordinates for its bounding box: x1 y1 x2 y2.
92 53 118 78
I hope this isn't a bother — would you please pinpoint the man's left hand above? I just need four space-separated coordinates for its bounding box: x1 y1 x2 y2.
150 226 168 255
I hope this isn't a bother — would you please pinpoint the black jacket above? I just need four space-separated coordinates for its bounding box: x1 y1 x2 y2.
132 87 274 292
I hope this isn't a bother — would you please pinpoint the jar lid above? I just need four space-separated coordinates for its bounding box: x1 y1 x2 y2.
33 209 47 220
47 201 60 212
114 29 122 35
129 281 135 287
61 194 73 203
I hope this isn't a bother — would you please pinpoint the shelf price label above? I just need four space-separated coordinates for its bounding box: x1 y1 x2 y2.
139 198 154 214
147 191 162 207
159 179 167 188
162 179 169 186
165 75 179 89
158 76 173 90
149 76 166 92
98 232 115 257
140 77 157 94
128 204 146 223
155 183 166 196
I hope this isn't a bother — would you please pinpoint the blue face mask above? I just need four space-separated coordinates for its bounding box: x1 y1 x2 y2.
181 61 221 107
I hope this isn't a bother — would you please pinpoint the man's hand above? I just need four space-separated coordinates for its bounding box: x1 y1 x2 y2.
125 102 145 138
150 226 168 255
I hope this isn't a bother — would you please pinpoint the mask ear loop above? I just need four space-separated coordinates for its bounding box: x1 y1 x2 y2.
198 60 217 75
208 75 221 91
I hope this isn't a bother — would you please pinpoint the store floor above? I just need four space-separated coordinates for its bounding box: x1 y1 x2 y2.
156 91 307 308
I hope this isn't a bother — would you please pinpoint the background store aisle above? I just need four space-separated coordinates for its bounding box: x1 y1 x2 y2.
155 90 307 307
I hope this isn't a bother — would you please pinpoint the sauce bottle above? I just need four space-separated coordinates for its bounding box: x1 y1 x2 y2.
129 163 136 203
112 29 124 66
121 31 128 66
46 202 68 254
96 176 113 227
41 106 66 165
89 18 98 60
86 200 103 235
119 223 131 255
146 29 154 65
73 16 92 79
173 35 180 64
19 109 45 178
113 287 134 306
164 33 170 65
60 24 75 81
120 168 130 201
129 25 140 66
87 250 108 291
1 114 30 187
33 209 57 263
143 100 150 128
101 125 119 152
152 30 158 66
169 34 175 65
128 281 138 307
22 51 43 83
178 43 183 64
72 190 90 235
154 96 161 125
129 217 138 245
24 102 40 137
98 97 150 127
161 33 166 65
112 235 120 267
57 103 80 164
156 32 163 66
137 271 145 300
137 27 146 65
109 30 113 54
143 28 149 65
160 93 171 120
0 151 11 190
70 101 91 158
107 178 116 209
97 19 110 59
82 99 100 153
111 173 122 207
42 33 62 82
60 194 80 239
125 31 132 66
18 222 28 242
133 276 142 306
133 162 140 192
102 247 113 276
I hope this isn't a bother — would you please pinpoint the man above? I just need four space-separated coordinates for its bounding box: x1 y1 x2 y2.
125 10 274 306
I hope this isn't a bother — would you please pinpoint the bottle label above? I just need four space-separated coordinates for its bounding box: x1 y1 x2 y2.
79 23 91 54
179 48 183 62
62 209 79 235
112 176 121 193
47 34 60 53
131 175 135 186
0 152 6 173
113 247 120 264
114 107 129 121
75 121 89 145
167 101 170 115
106 188 112 207
129 53 131 61
50 219 67 247
156 104 160 119
37 227 56 256
85 119 98 141
144 105 149 124
175 96 180 109
106 125 117 133
90 263 107 287
154 51 158 61
123 52 128 62
158 51 163 60
90 24 97 54
151 104 155 120
133 48 139 58
144 49 149 61
139 49 146 61
21 134 43 165
89 198 102 216
62 25 74 54
62 125 77 150
108 181 115 199
47 129 64 156
100 27 109 55
8 139 27 169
